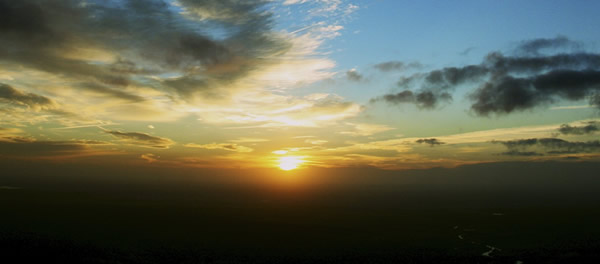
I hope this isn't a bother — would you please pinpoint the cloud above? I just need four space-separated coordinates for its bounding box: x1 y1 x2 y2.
0 83 55 110
397 122 564 146
345 69 363 82
371 36 600 114
494 138 600 154
140 153 159 163
514 35 581 56
372 64 487 108
373 61 422 72
0 0 290 102
185 143 253 153
203 92 362 127
79 82 145 102
228 138 269 143
470 69 600 116
557 121 599 135
416 138 445 146
1 0 351 128
0 83 82 126
289 0 357 18
551 105 593 110
459 47 476 56
537 138 600 152
305 139 328 145
500 150 543 156
372 90 452 109
340 123 394 137
0 137 106 157
283 0 306 4
328 123 560 159
105 130 174 149
0 127 23 137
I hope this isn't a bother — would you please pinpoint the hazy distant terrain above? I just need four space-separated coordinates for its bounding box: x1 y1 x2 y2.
1 160 600 263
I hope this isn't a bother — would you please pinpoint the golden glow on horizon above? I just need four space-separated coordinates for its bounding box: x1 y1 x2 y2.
278 156 304 171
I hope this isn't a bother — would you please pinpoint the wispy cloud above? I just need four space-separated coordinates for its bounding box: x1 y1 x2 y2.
340 123 394 137
105 130 174 149
140 153 159 163
185 143 253 153
228 138 270 143
551 105 593 110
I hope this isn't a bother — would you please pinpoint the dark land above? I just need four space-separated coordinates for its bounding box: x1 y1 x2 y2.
1 160 600 263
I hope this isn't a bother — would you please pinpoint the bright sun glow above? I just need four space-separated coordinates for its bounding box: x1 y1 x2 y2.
278 156 304 171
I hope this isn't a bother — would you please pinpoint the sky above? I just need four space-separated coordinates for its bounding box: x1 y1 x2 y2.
2 0 600 171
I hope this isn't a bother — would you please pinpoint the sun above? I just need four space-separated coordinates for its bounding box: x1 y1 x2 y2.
278 156 304 171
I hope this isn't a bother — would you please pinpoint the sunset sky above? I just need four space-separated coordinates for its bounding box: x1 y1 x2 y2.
2 0 600 171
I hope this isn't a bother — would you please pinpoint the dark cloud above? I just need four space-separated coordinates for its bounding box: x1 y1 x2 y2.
538 138 600 152
424 65 489 88
396 75 422 89
378 90 415 104
162 76 218 99
80 82 146 102
346 70 363 82
0 83 55 109
372 36 600 115
0 0 289 100
374 61 422 72
495 138 538 149
514 35 581 56
470 70 600 116
500 150 543 156
547 150 579 155
372 65 489 108
591 94 600 107
459 47 476 56
495 137 600 155
557 122 599 135
483 52 600 74
105 130 174 149
372 90 452 109
109 58 158 75
416 138 445 146
0 137 105 157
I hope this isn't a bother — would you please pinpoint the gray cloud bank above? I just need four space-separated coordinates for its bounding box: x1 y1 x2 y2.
495 137 600 156
372 36 600 115
557 121 599 135
0 83 55 110
0 0 289 101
